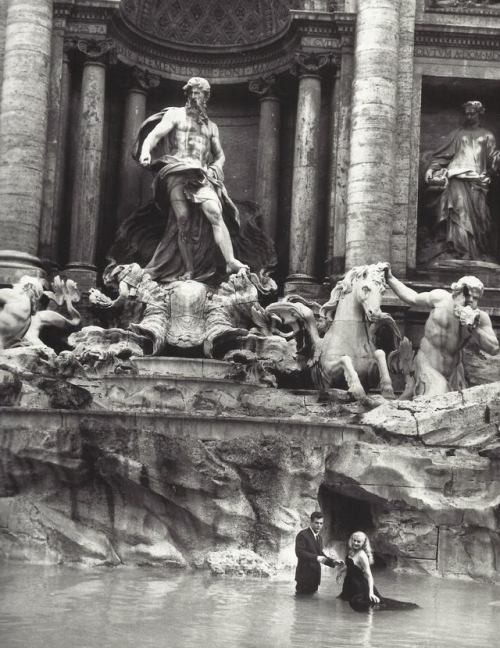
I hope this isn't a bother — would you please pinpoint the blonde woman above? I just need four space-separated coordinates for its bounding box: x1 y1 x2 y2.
339 531 418 612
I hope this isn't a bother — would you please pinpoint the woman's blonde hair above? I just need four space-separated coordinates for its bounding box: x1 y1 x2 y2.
348 531 374 565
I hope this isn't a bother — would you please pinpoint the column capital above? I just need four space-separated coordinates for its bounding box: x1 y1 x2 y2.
249 74 279 100
64 38 117 66
127 66 161 93
292 52 330 78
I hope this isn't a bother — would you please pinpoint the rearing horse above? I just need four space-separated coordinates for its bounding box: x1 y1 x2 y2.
316 263 398 398
267 263 399 399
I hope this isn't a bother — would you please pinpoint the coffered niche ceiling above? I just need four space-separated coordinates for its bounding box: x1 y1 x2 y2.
119 0 302 49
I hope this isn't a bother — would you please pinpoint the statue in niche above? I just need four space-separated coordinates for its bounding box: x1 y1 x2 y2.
385 264 499 397
110 76 275 284
422 100 500 263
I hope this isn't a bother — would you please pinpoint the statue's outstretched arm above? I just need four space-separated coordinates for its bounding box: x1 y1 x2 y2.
472 311 500 356
385 265 446 309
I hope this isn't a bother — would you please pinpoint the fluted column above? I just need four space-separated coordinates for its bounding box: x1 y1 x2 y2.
118 67 159 222
287 53 328 286
39 16 72 270
0 0 53 284
66 40 113 291
249 75 281 241
345 0 400 268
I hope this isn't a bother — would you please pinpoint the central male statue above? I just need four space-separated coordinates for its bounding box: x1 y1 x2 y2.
136 77 248 281
385 264 499 395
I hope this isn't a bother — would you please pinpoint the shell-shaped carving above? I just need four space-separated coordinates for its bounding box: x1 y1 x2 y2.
165 281 210 348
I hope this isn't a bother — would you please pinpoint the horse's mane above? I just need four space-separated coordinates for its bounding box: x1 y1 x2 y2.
320 263 387 321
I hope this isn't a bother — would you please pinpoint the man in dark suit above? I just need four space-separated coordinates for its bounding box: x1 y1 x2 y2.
295 511 342 595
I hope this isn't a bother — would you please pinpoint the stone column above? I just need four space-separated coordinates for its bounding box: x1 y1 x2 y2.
0 0 53 284
327 49 354 277
39 17 72 270
66 40 113 291
345 0 400 268
249 75 281 241
0 0 8 97
117 67 159 223
392 0 417 277
287 53 328 287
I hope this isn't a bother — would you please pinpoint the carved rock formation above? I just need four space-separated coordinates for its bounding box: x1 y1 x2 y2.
1 381 500 581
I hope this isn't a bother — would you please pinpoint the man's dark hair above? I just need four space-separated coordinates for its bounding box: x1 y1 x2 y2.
310 511 324 522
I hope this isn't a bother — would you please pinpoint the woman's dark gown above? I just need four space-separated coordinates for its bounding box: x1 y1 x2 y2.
339 557 418 612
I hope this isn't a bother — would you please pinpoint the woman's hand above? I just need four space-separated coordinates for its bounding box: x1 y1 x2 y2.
369 593 380 604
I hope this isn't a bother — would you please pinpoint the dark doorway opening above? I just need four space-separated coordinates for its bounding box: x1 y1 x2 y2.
318 485 375 543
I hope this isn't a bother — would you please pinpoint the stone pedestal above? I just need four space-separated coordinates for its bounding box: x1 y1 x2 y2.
118 68 159 223
287 54 328 286
66 40 113 292
249 76 281 241
345 0 400 268
0 0 53 283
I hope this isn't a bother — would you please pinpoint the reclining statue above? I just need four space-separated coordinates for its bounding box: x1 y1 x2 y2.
0 275 80 351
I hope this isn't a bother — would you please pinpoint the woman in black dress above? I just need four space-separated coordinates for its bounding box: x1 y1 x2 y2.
339 531 418 612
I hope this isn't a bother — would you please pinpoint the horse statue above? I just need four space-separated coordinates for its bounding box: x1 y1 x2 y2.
266 263 401 399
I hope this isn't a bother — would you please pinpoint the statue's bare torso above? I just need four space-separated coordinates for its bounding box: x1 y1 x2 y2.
160 108 215 168
420 294 467 376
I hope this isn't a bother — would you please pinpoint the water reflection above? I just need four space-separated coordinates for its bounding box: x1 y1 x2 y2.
1 564 500 648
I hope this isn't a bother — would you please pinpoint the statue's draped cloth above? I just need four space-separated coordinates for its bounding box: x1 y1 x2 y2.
429 127 500 258
110 108 275 283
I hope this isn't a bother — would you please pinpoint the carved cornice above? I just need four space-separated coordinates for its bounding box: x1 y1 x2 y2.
65 38 117 65
107 9 345 83
415 24 500 59
424 0 500 18
59 3 352 83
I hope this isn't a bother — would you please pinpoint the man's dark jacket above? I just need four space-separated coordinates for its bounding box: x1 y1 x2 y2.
295 528 326 593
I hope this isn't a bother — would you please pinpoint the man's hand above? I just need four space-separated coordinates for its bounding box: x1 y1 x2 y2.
317 556 327 564
424 168 434 184
140 151 151 167
323 557 344 568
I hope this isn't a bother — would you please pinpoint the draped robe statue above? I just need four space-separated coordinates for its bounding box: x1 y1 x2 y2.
425 101 500 261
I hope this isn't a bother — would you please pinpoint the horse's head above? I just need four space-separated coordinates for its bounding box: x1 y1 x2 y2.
321 263 388 322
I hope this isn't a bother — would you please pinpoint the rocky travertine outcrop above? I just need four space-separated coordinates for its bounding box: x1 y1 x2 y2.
1 378 500 580
0 347 500 580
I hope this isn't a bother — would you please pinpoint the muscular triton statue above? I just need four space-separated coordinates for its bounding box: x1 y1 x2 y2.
136 77 248 281
384 263 499 396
